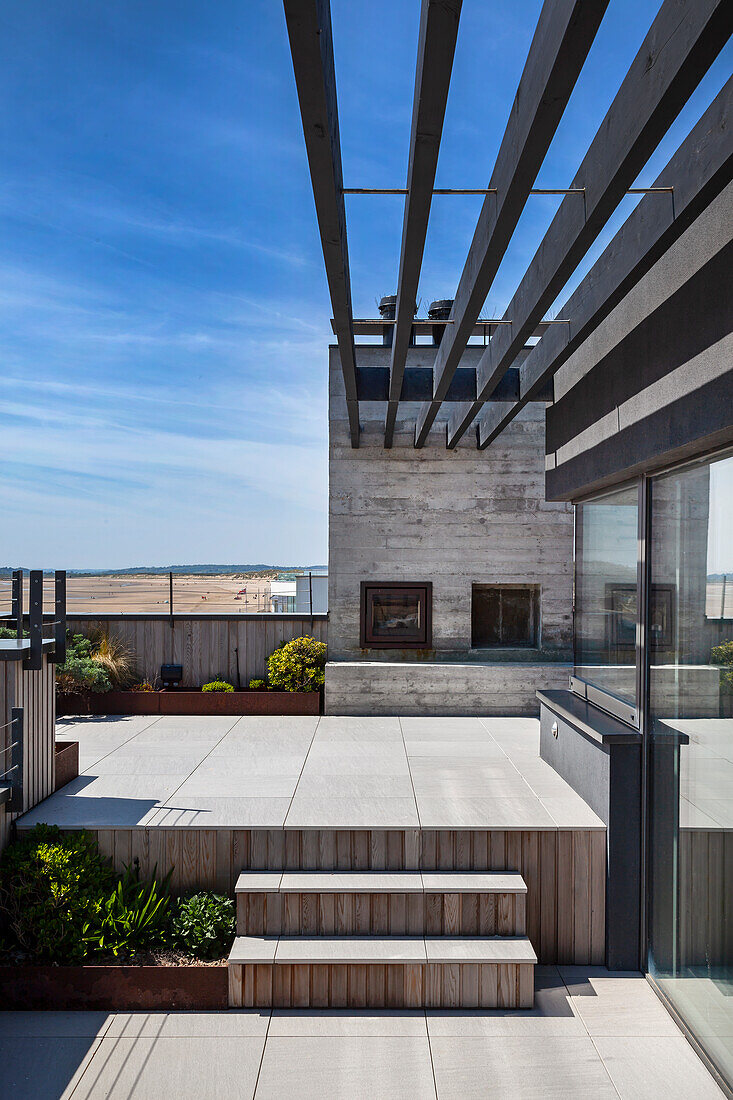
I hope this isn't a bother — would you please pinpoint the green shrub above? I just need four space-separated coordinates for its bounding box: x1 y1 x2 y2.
84 862 173 959
0 825 114 962
0 627 27 640
248 678 266 690
201 680 234 693
56 633 112 694
267 635 326 693
57 656 112 694
712 640 733 694
172 892 235 959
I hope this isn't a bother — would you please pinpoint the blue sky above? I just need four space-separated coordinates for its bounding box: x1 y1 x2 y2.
0 1 729 569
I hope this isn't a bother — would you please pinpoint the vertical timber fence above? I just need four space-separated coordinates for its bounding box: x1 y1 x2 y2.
65 613 328 689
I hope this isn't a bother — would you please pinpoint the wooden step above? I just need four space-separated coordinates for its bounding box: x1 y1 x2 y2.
235 871 527 936
227 935 536 1008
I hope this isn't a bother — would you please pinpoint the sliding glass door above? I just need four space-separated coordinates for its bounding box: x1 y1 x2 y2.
646 452 733 1089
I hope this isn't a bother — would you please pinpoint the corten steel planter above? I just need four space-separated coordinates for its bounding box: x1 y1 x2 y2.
54 741 79 790
56 692 96 717
157 689 321 716
57 689 321 717
0 965 227 1011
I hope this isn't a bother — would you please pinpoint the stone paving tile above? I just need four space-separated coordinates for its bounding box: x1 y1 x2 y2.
151 796 293 827
268 1009 427 1036
0 1011 111 1038
0 1036 104 1100
594 1035 727 1099
254 1035 437 1100
70 1036 267 1099
105 1010 270 1037
559 967 682 1037
284 795 420 828
431 1034 619 1098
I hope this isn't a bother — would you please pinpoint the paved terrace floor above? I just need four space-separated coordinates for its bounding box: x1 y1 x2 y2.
1 967 726 1099
20 715 604 830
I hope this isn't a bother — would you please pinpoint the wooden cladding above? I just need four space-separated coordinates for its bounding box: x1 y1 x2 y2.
65 615 328 689
0 655 55 845
86 825 605 965
229 960 534 1009
238 890 525 937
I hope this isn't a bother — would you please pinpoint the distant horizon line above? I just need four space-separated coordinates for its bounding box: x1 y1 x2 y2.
0 563 328 576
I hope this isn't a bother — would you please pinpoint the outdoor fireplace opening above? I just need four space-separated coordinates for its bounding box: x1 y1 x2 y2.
471 584 540 648
360 582 432 648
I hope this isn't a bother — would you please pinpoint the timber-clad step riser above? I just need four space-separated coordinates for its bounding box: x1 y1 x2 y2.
238 891 526 936
56 826 606 964
228 961 534 1009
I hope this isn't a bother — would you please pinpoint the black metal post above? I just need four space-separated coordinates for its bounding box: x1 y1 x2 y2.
11 569 22 638
24 570 43 671
10 707 23 813
309 571 314 632
51 570 66 665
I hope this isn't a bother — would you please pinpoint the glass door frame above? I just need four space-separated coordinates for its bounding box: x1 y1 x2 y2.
570 476 646 729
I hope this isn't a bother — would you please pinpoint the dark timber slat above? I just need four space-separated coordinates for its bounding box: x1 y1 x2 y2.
447 0 733 448
476 78 733 448
413 0 609 447
384 0 462 447
284 0 360 446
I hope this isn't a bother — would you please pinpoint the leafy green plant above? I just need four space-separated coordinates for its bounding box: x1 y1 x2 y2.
0 825 114 962
712 640 733 694
130 680 155 692
56 656 112 695
0 627 27 639
55 633 112 695
267 635 327 693
84 861 173 959
202 680 234 693
91 631 136 688
248 678 266 690
172 892 235 959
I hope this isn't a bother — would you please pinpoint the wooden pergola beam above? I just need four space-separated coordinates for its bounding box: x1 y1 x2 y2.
385 0 462 448
284 0 360 446
477 78 733 449
413 0 609 448
448 0 732 449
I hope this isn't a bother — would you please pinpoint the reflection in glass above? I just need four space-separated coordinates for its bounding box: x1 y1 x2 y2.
574 484 639 707
370 593 421 638
647 453 733 1091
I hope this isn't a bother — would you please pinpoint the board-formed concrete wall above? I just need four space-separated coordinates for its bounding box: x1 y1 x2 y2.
327 345 574 714
326 660 571 717
328 345 574 665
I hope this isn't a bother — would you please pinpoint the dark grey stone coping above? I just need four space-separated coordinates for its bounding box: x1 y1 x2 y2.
537 689 642 747
0 638 56 662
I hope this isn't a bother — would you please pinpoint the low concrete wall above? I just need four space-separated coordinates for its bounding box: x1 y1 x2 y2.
325 660 571 717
